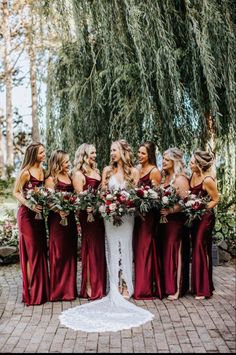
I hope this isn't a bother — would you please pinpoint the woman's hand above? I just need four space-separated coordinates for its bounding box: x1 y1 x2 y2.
27 203 43 213
160 208 172 216
59 210 69 218
86 206 93 213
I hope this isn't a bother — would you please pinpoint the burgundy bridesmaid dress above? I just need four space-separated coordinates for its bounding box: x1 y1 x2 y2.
48 180 78 301
190 176 215 297
79 175 106 300
159 185 190 297
133 170 163 299
17 172 49 306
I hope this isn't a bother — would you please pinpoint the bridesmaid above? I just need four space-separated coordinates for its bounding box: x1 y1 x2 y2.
159 147 190 300
72 143 106 300
189 150 219 299
133 141 163 299
45 150 78 301
13 142 49 305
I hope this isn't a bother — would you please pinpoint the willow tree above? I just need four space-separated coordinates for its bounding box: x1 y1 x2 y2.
45 0 235 174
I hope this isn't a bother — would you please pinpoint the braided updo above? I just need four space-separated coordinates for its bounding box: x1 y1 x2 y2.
193 150 215 173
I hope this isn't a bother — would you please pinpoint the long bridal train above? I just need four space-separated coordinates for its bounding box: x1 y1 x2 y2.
59 176 154 332
59 215 154 332
59 284 154 333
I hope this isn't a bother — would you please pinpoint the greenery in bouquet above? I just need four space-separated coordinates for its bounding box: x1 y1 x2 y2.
98 188 136 226
157 185 180 223
47 190 79 226
179 191 210 227
77 186 99 222
132 185 160 217
25 186 50 220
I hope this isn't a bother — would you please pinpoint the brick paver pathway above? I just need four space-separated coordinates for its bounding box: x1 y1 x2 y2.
0 263 235 353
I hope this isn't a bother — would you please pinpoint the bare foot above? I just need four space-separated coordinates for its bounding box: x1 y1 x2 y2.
167 292 179 300
195 295 205 300
86 284 92 298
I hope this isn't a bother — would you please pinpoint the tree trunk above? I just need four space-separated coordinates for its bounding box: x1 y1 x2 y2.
0 114 5 178
28 8 40 142
3 0 14 168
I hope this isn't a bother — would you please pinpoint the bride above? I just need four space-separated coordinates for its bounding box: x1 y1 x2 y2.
59 140 154 332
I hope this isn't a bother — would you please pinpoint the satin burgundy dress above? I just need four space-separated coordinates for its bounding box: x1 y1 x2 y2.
133 170 163 299
17 172 49 306
190 176 215 297
48 179 78 301
159 184 190 297
79 175 106 300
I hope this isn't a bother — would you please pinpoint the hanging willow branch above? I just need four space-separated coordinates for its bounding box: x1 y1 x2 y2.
44 0 235 171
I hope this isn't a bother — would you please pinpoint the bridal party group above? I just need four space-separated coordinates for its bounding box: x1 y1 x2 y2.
13 140 219 306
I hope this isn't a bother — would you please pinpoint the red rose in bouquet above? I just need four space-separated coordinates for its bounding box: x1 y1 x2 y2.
98 189 136 226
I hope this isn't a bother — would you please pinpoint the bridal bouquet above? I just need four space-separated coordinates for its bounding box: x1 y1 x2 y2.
98 189 136 226
76 187 98 222
25 186 50 220
157 185 179 223
47 191 79 226
133 185 160 217
179 192 210 227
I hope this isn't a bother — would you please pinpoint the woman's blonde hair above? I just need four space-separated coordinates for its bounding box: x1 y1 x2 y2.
193 149 216 177
14 142 45 191
47 149 69 183
163 147 187 184
73 143 99 175
105 139 135 188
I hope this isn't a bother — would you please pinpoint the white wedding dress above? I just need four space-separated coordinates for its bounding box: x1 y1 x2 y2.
59 175 154 332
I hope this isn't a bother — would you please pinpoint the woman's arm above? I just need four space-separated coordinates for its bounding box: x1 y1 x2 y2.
150 167 162 187
44 176 55 190
203 177 219 209
13 170 30 206
72 171 85 194
101 166 110 190
132 167 140 187
170 175 190 214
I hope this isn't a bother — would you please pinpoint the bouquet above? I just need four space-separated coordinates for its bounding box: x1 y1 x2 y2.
25 186 50 220
98 189 136 226
157 185 179 223
77 187 98 222
179 192 210 227
47 191 79 226
133 185 160 218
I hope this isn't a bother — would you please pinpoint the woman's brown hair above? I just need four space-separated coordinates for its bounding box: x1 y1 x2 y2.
47 149 69 183
14 142 45 192
139 141 157 166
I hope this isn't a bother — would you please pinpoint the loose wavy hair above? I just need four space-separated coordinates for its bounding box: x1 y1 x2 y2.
73 143 99 175
163 147 187 184
47 149 69 183
105 139 135 188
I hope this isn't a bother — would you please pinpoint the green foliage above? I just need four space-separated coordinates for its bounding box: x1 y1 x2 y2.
0 212 18 248
45 0 235 159
44 0 235 210
213 194 236 253
0 178 15 202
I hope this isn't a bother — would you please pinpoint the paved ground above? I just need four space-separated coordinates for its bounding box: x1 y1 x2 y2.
0 262 235 353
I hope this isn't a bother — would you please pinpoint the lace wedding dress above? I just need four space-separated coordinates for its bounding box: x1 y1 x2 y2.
59 175 154 332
